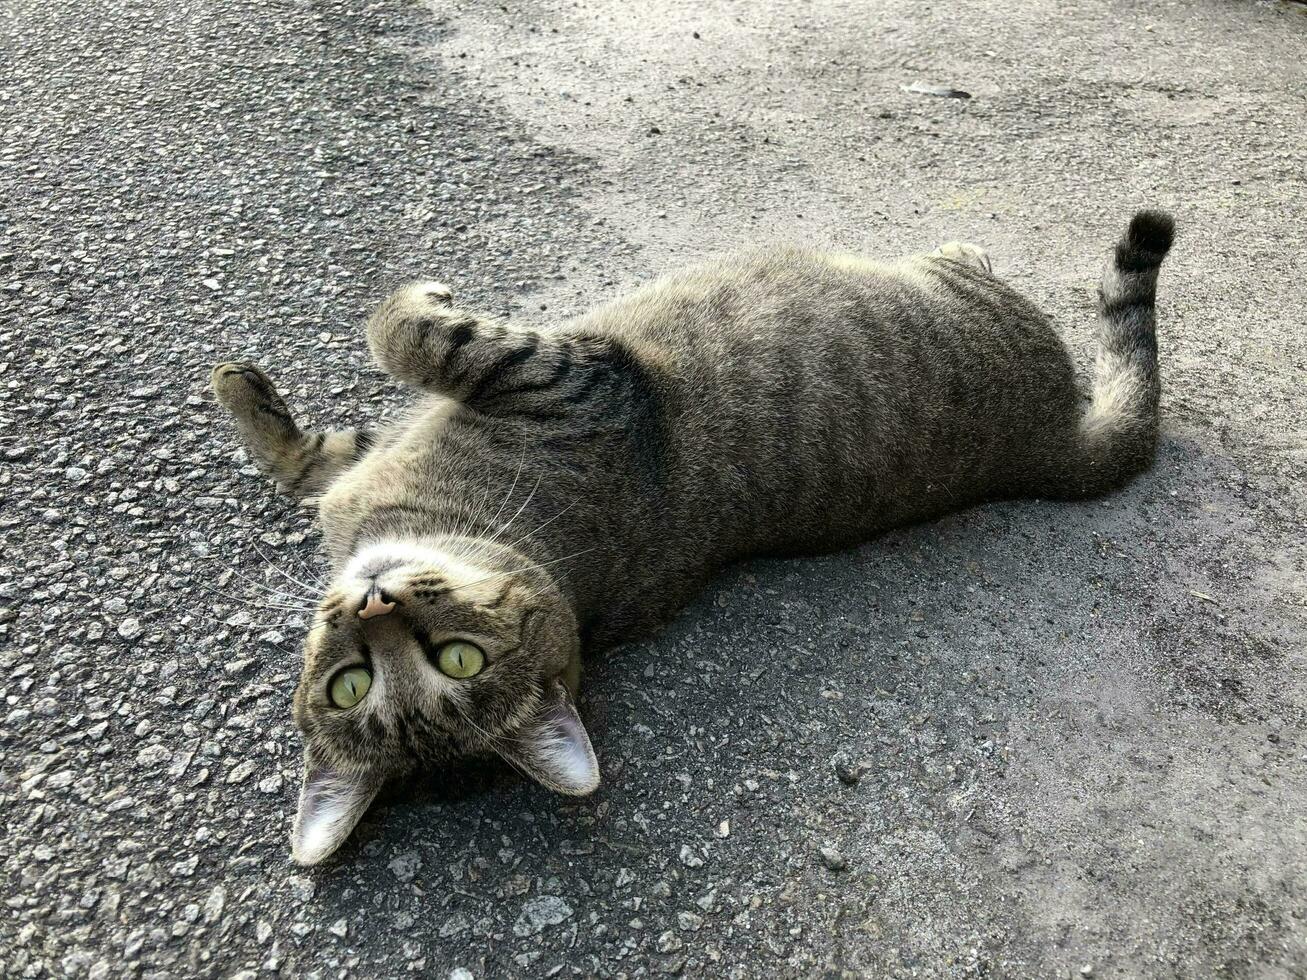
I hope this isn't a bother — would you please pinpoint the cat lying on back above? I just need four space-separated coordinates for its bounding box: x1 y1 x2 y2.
212 211 1174 865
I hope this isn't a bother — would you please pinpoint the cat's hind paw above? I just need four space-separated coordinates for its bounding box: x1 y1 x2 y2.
931 241 993 274
366 280 490 392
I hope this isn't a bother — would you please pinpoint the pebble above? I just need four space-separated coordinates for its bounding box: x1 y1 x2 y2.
818 846 848 871
439 913 470 938
656 930 683 953
225 760 257 784
258 774 284 794
832 750 867 785
512 896 574 937
286 876 315 902
677 911 704 931
117 617 144 640
204 886 226 923
135 744 171 768
389 850 423 882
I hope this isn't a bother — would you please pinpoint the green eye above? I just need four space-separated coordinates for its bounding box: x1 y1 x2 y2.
329 666 372 708
436 641 485 679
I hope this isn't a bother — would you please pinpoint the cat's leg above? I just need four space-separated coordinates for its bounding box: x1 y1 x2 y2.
366 281 585 414
211 362 373 499
930 241 993 274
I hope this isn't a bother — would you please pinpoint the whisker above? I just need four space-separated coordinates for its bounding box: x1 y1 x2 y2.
501 500 577 553
198 578 321 613
484 474 542 547
251 541 327 598
196 615 321 632
449 547 596 595
221 563 319 605
478 439 527 541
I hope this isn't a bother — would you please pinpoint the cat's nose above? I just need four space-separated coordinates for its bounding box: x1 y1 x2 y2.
358 589 396 620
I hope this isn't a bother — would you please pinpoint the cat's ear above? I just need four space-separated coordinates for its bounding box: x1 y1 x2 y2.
290 753 383 866
498 679 600 796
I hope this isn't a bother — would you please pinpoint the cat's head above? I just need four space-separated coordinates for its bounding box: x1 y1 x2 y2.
289 537 595 865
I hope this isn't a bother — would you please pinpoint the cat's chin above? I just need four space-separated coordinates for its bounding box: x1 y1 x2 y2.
333 536 508 611
342 537 484 587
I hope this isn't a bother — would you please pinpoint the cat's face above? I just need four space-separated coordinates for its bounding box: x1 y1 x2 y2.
288 539 596 865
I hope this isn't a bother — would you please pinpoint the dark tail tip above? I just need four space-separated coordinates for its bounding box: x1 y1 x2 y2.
1119 210 1175 269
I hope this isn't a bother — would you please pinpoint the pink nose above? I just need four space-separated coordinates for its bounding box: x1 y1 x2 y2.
358 591 396 620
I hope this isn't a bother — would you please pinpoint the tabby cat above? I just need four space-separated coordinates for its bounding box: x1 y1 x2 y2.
212 211 1174 864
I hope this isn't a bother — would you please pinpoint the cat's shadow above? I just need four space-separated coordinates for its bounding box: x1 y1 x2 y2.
335 431 1218 864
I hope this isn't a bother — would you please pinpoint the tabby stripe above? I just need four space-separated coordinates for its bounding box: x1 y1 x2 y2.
467 336 541 402
286 433 328 495
561 365 610 405
446 321 476 354
476 352 574 409
482 581 514 609
1099 297 1157 323
928 264 1011 323
393 713 415 755
408 575 449 586
363 501 452 521
441 319 491 389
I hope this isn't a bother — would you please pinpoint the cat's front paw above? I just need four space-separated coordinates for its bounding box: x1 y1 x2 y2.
211 361 293 427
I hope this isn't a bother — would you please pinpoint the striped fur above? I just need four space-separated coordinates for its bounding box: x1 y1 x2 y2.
213 210 1174 863
1074 211 1174 492
211 362 373 498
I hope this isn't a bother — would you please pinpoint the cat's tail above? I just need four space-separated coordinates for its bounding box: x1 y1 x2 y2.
1068 210 1174 493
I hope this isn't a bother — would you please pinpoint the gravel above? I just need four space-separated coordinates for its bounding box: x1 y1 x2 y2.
512 896 575 938
817 846 848 872
2 0 1305 977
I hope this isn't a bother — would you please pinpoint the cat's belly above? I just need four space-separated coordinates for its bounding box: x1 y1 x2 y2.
644 259 1083 561
317 397 462 563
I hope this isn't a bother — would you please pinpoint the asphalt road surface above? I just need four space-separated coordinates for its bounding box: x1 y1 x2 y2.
2 0 1305 977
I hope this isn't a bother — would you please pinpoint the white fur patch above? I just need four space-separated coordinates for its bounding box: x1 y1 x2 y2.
291 766 381 866
341 539 495 603
536 726 600 795
1083 355 1144 441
